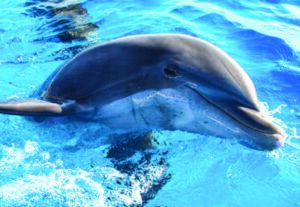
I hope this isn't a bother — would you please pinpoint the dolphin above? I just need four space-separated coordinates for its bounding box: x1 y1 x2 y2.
0 34 286 150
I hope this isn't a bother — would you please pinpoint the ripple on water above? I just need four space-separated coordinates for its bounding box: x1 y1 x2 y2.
195 13 241 31
170 5 205 20
230 29 296 61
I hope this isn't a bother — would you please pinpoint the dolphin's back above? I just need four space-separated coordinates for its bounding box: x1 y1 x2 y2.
42 34 259 111
43 36 172 103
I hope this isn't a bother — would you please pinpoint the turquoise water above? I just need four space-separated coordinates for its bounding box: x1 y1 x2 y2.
0 0 300 206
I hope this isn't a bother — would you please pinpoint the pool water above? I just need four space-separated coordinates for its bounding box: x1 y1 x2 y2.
0 0 299 206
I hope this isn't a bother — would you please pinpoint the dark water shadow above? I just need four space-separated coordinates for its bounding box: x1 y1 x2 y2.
106 131 172 205
10 0 101 63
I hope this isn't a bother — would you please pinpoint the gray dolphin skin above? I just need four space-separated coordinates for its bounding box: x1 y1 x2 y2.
0 34 286 150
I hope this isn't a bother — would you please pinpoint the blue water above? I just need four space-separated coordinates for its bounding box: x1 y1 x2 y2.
0 0 299 206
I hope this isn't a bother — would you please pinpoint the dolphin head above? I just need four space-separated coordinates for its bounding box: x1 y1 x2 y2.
157 34 286 150
44 34 286 150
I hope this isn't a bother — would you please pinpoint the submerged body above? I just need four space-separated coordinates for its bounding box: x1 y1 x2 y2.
0 34 286 150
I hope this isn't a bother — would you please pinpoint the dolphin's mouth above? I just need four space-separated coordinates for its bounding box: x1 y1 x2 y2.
185 84 284 135
186 84 287 149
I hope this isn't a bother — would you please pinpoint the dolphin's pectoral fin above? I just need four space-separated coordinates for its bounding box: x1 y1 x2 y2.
0 100 63 116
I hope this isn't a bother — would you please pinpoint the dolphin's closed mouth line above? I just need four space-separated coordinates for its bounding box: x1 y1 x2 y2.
185 84 274 135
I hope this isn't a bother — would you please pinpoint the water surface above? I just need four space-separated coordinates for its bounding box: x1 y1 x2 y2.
0 0 299 206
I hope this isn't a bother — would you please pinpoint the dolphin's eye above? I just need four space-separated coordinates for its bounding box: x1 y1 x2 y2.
164 64 179 78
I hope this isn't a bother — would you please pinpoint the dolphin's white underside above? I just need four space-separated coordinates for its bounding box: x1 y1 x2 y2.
95 86 243 140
